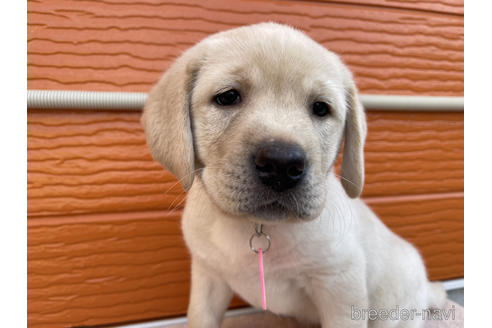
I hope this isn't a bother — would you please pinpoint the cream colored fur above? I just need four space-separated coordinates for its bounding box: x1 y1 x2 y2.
141 23 446 328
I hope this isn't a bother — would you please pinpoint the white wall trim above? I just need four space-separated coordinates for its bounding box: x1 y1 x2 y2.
442 278 464 291
117 307 258 328
116 278 464 328
27 90 464 111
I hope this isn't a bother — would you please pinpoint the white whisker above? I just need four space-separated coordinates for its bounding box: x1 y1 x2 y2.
334 173 360 189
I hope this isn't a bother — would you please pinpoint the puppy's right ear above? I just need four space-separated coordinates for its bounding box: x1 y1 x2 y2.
141 48 203 191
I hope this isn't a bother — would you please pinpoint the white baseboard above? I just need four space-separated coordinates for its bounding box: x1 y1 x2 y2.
116 278 464 328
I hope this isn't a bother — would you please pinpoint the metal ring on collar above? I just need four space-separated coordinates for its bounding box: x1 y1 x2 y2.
249 230 271 254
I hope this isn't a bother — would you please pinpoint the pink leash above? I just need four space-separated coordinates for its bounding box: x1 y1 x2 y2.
249 224 270 311
258 248 267 310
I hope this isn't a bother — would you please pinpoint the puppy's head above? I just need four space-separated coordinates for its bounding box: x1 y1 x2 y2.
142 23 366 221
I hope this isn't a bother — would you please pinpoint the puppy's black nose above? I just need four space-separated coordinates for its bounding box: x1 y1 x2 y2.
254 142 307 192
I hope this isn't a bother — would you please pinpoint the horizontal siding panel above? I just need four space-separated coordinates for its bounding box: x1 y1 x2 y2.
367 195 464 280
28 210 190 328
27 110 463 217
311 0 464 15
27 0 463 95
361 111 463 197
27 194 463 328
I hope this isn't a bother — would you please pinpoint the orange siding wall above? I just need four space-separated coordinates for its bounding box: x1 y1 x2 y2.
28 0 464 95
27 1 463 327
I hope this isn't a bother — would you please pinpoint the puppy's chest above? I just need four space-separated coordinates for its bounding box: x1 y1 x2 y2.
227 247 315 313
193 229 317 313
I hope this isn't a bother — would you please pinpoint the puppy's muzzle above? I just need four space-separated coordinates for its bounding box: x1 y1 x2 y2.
254 142 307 192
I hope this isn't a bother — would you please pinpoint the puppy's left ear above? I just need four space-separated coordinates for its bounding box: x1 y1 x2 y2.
341 82 367 198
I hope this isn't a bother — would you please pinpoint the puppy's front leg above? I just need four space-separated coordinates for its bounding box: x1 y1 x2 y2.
310 273 368 328
187 259 233 328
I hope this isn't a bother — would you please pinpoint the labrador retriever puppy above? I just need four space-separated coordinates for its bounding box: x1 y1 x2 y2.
141 22 446 328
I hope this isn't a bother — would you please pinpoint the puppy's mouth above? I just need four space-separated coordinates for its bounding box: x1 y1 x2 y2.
252 200 290 221
247 192 316 221
200 162 323 222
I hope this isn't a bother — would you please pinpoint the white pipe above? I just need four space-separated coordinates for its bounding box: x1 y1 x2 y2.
360 94 464 111
27 90 146 111
27 89 464 112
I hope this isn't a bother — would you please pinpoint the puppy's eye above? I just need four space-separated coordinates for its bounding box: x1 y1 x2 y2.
312 101 331 117
214 89 241 106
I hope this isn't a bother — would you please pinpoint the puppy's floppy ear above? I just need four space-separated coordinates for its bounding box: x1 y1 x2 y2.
341 82 367 198
141 47 203 191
